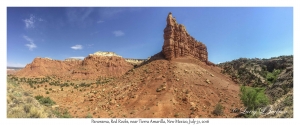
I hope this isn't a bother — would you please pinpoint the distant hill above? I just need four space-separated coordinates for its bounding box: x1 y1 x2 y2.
7 66 24 70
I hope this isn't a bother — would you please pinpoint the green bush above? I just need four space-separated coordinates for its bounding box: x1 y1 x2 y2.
34 95 56 106
240 86 269 110
34 95 44 100
212 103 223 116
266 69 281 84
266 72 275 82
53 108 72 118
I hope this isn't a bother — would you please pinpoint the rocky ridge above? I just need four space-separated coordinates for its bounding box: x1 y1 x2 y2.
218 55 293 118
124 58 147 65
14 52 133 80
90 51 121 57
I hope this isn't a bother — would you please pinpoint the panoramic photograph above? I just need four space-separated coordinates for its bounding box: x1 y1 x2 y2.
7 7 293 118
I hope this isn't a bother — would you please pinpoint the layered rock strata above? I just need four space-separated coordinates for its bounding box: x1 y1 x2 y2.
162 12 208 63
14 52 133 80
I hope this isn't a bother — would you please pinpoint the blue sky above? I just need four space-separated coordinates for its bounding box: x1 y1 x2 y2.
7 7 293 67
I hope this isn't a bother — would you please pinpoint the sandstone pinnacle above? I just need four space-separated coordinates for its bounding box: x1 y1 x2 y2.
162 12 208 63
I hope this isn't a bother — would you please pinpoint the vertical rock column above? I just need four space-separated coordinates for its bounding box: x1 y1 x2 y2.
163 12 176 60
162 12 208 63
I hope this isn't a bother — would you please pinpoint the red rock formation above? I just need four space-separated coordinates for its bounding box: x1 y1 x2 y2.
14 57 82 78
162 12 208 63
14 53 133 80
71 55 133 79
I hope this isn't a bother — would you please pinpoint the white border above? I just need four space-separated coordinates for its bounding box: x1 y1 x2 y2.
1 0 298 125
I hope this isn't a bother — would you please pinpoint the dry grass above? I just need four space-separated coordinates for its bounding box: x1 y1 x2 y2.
7 77 50 118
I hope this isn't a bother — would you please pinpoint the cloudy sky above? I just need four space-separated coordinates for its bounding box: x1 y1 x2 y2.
7 7 293 67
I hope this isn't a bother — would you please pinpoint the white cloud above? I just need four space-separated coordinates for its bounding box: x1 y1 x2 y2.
113 30 125 37
23 35 33 43
69 57 85 60
97 20 104 23
23 35 37 51
23 15 35 29
71 45 83 50
23 14 44 29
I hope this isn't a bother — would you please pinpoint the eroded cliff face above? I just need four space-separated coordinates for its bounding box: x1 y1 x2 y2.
14 52 133 80
162 12 208 63
72 54 133 79
14 57 82 78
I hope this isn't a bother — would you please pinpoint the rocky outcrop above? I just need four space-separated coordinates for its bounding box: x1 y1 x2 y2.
15 57 82 78
73 55 133 79
14 52 133 80
162 12 208 63
218 55 293 118
124 58 147 65
266 66 293 103
90 51 121 57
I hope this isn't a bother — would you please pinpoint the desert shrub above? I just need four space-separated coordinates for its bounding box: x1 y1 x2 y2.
29 106 48 118
174 113 179 118
34 95 44 100
25 97 35 103
266 69 281 84
7 106 27 118
30 83 34 88
86 113 93 118
74 86 78 89
213 103 223 116
23 104 32 113
35 95 56 106
240 86 269 110
7 79 49 118
283 95 293 106
46 91 49 94
80 82 86 87
266 72 275 83
53 108 72 118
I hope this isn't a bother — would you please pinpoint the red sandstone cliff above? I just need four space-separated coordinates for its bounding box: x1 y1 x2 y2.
162 12 208 63
71 55 133 79
14 52 133 80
